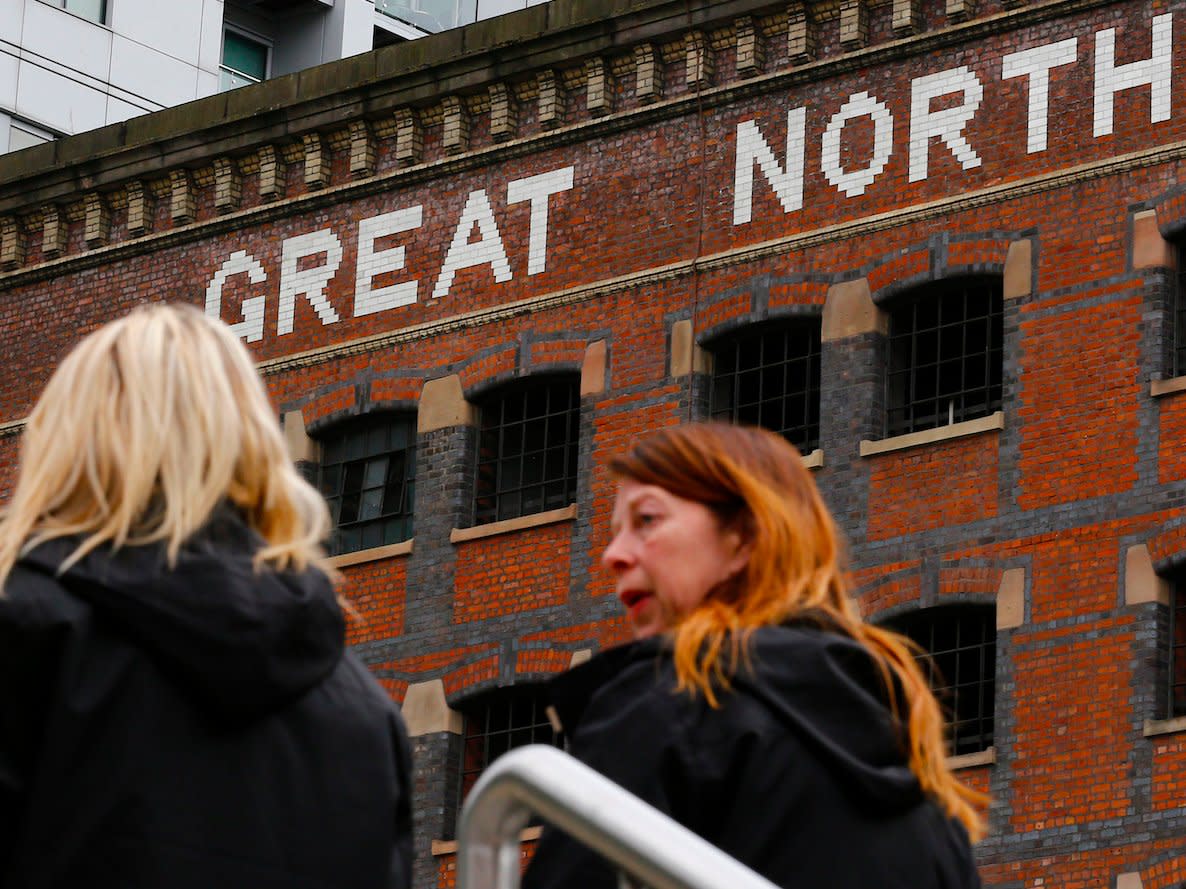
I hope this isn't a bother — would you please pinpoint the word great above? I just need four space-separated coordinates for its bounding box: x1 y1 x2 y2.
205 167 573 342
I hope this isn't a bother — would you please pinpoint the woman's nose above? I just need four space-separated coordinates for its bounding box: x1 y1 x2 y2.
601 531 631 571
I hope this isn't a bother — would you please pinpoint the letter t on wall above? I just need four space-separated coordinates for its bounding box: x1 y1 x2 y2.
506 166 575 276
1002 38 1078 153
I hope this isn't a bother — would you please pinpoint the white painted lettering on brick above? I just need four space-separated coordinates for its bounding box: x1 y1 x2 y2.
354 206 423 317
909 66 984 182
431 189 513 299
732 108 807 224
1002 38 1078 153
821 91 894 197
1093 13 1172 137
277 229 343 335
506 166 574 275
205 250 267 343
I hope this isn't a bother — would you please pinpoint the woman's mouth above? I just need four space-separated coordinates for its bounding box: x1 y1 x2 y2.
619 589 653 616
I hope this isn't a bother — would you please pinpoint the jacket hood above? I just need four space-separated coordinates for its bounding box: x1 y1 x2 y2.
549 621 924 814
20 507 345 725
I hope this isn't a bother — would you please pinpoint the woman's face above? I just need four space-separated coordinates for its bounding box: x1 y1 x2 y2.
602 480 750 640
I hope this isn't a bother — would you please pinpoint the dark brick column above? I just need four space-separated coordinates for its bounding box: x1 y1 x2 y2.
402 374 478 888
817 278 887 537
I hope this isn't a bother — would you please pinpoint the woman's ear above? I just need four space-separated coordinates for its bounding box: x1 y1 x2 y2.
721 518 754 580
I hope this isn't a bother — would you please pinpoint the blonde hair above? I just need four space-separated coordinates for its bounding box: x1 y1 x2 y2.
0 303 332 586
609 422 987 841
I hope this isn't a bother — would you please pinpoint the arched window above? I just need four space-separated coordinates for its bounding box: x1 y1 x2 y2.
474 375 580 525
885 604 996 756
316 412 417 555
458 685 562 802
886 276 1003 437
708 318 822 455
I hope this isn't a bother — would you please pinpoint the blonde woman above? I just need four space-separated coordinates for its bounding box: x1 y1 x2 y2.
0 305 412 889
524 423 983 889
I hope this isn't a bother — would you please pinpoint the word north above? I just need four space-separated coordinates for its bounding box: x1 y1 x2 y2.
205 167 574 342
733 13 1172 222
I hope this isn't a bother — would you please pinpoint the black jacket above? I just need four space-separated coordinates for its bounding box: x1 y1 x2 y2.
523 624 981 889
0 514 413 889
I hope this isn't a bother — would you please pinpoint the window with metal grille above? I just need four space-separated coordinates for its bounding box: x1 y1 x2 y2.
1173 244 1186 378
459 685 562 803
708 318 822 455
1172 579 1186 717
885 605 996 756
474 376 579 525
317 413 416 555
886 277 1003 437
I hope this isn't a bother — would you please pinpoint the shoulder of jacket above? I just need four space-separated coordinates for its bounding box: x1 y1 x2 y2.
1 563 90 625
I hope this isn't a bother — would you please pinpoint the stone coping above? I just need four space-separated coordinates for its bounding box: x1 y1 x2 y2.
431 826 543 856
326 538 414 568
1150 376 1186 397
1143 715 1186 737
858 411 1005 457
946 746 996 770
450 504 578 543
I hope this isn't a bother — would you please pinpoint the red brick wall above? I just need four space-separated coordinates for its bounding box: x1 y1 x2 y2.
3 0 1186 885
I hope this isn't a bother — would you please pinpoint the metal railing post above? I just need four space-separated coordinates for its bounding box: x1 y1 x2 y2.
457 745 781 889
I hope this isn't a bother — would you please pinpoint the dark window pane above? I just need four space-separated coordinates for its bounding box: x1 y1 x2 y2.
459 685 564 817
885 605 995 755
474 377 580 524
886 277 1004 436
317 414 417 555
709 318 822 454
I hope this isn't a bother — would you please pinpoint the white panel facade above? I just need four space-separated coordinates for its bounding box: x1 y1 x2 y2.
0 0 26 44
21 0 113 81
109 0 205 65
105 94 151 124
109 34 202 107
0 52 18 109
15 61 108 133
197 0 225 77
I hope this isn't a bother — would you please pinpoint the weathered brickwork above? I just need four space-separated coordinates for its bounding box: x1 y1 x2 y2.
3 0 1186 886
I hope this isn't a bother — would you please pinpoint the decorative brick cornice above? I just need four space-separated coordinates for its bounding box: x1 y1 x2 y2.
0 0 1142 285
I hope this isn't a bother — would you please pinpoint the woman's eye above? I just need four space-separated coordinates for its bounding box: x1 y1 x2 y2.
636 513 658 528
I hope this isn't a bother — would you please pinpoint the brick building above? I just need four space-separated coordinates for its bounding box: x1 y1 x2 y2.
1 0 1185 886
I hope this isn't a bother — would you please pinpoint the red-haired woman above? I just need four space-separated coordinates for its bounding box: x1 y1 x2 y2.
523 422 984 889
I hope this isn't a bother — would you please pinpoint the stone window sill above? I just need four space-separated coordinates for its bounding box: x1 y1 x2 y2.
451 504 578 544
802 448 824 470
1151 376 1186 398
326 538 413 568
859 411 1004 458
1143 715 1186 737
432 826 542 856
947 747 995 770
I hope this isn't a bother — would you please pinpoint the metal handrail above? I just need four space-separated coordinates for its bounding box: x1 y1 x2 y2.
456 745 781 889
